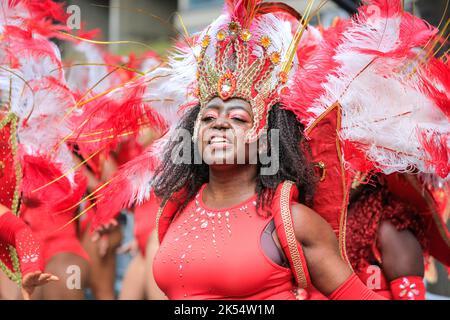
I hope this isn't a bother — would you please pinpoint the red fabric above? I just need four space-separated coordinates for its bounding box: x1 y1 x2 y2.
134 199 157 257
390 276 426 300
0 211 43 277
19 170 90 265
346 182 428 272
328 273 387 300
21 175 89 265
0 123 17 210
115 139 144 166
306 106 353 261
21 205 89 265
157 188 188 244
153 185 297 300
305 267 393 300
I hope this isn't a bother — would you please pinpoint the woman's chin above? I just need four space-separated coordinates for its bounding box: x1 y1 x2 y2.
204 156 236 166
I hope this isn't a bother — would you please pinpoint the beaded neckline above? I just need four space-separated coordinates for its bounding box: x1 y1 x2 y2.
196 184 257 213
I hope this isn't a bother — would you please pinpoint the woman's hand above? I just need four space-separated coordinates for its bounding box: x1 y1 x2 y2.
21 271 59 300
117 239 139 256
91 218 118 242
91 219 121 258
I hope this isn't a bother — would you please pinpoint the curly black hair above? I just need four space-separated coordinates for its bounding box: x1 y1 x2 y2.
152 103 318 216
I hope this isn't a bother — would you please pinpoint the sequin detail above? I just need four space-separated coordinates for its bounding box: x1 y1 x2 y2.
157 190 256 298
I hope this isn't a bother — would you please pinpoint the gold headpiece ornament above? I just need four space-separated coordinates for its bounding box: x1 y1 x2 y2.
191 0 317 142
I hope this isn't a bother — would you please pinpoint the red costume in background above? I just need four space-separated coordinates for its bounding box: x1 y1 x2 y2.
134 199 157 257
21 205 89 265
20 169 90 265
346 174 450 300
346 181 427 299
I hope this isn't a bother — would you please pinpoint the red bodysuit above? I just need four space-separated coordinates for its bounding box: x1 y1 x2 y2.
134 199 157 257
20 172 90 265
21 205 89 265
153 184 298 300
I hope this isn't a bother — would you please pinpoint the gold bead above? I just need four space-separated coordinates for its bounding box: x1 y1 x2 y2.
240 29 252 42
228 21 240 34
270 51 281 65
201 35 210 48
279 71 288 83
216 30 226 41
260 35 271 49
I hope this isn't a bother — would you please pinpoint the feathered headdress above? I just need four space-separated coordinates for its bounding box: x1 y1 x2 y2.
286 0 449 181
88 0 328 229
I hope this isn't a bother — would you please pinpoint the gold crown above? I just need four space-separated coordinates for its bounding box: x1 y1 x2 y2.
193 20 290 141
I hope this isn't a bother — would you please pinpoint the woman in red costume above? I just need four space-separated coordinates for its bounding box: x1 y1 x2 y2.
0 0 96 299
345 173 450 300
19 169 90 300
0 204 59 300
139 0 391 300
148 100 376 300
64 41 162 300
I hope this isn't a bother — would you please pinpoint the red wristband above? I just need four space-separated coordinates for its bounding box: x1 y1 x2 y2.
0 211 43 277
328 273 387 300
390 276 425 300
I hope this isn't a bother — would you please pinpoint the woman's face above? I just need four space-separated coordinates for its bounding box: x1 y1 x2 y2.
197 97 256 168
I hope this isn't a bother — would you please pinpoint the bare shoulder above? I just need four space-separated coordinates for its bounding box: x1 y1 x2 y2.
0 204 10 215
149 228 159 247
290 202 338 248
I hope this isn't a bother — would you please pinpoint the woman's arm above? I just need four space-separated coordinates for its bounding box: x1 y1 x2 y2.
0 204 9 216
377 220 425 300
0 204 58 299
291 203 386 299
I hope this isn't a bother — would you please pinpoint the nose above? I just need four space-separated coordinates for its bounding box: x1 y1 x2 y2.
212 115 231 130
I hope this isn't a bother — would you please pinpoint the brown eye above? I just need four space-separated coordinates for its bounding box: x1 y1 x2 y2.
229 111 250 123
201 111 217 122
201 116 216 122
231 117 246 123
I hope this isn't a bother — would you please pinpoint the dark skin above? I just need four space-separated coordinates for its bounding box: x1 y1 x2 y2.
74 154 122 300
31 252 89 300
349 183 424 282
378 220 424 281
147 97 354 298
